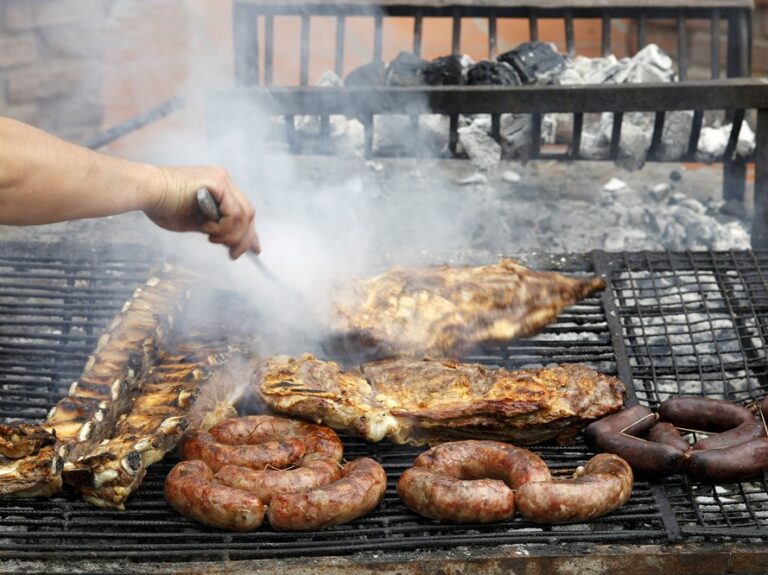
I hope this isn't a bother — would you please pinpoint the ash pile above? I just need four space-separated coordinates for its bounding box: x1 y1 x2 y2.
295 42 755 173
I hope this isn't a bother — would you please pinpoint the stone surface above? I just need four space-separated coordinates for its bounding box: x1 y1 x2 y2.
7 60 98 103
5 0 108 30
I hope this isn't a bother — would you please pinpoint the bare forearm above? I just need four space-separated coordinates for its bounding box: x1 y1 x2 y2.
0 117 160 225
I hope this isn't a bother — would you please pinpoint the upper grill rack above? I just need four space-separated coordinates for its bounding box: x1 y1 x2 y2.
0 242 767 562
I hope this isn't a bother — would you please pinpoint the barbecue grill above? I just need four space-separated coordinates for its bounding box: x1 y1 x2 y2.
2 242 768 573
214 0 768 247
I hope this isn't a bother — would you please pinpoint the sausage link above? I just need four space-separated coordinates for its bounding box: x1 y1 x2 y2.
647 422 690 453
164 460 265 531
595 431 686 476
691 418 766 452
584 405 656 446
397 467 515 523
210 416 343 462
179 430 305 472
413 440 551 488
215 458 342 503
686 438 768 483
659 397 753 432
268 458 386 531
516 453 633 524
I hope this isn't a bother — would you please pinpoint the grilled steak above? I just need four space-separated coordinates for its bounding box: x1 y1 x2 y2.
332 258 605 358
0 267 189 498
257 354 625 445
64 339 254 509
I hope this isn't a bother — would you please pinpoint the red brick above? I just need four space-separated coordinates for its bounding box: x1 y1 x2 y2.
5 0 108 31
0 34 38 69
6 60 100 103
40 24 104 58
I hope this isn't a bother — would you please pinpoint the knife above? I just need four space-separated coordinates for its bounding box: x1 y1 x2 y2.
195 188 289 289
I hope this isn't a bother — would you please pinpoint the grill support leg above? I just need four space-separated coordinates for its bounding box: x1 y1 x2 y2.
753 109 768 249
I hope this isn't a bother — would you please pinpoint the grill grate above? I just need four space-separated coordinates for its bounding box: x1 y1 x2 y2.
2 243 768 562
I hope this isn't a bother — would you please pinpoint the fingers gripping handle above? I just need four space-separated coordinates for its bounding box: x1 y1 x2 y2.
196 188 221 222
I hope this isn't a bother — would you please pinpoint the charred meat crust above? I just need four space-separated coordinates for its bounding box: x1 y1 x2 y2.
257 355 625 446
332 258 605 357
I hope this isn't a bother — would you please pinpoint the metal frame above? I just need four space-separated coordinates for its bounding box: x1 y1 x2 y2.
229 0 757 229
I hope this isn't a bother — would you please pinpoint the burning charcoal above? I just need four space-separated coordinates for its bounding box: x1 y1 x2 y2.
498 42 565 85
386 52 428 86
657 111 693 161
625 44 674 83
559 55 621 85
423 56 465 86
345 61 386 87
466 61 520 86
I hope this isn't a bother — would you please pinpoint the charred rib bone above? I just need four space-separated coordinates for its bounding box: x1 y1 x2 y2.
0 267 190 498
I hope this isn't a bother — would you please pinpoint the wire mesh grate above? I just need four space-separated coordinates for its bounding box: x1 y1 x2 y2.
603 250 768 539
0 242 670 562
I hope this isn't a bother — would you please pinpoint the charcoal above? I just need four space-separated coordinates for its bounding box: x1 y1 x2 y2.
423 55 464 86
345 61 386 87
386 52 428 86
498 42 565 84
466 61 521 86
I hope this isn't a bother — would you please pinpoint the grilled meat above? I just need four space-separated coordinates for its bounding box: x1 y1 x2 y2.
63 341 253 509
257 354 625 445
0 267 189 498
332 258 605 358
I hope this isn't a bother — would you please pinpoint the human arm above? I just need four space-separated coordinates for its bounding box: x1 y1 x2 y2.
0 116 259 259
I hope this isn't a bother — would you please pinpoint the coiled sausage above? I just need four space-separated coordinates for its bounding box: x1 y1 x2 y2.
686 438 768 484
516 453 633 524
164 460 265 531
268 457 386 531
215 458 342 503
179 430 305 473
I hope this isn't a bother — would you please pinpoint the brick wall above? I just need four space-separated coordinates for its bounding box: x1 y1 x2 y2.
0 0 112 143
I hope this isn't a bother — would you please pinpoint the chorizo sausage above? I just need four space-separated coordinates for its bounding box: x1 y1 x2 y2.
691 418 765 451
584 405 656 446
659 397 752 431
396 440 550 523
210 416 343 463
516 453 633 524
594 431 686 476
397 467 515 523
647 422 690 453
164 460 265 531
179 430 305 472
686 438 768 483
413 440 552 488
215 458 342 503
268 457 386 531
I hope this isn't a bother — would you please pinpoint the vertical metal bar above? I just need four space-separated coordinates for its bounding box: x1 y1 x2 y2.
572 112 583 159
449 115 459 155
711 9 720 80
638 13 647 49
264 15 274 86
752 109 768 249
452 12 461 55
677 13 688 81
529 12 538 42
723 109 747 203
364 115 374 158
374 14 383 63
491 114 501 142
609 112 623 160
727 10 750 78
531 113 542 158
488 15 497 59
601 13 611 57
335 15 345 77
300 14 310 86
648 111 666 161
413 12 423 57
233 4 260 86
565 11 574 56
285 116 297 153
686 110 704 159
